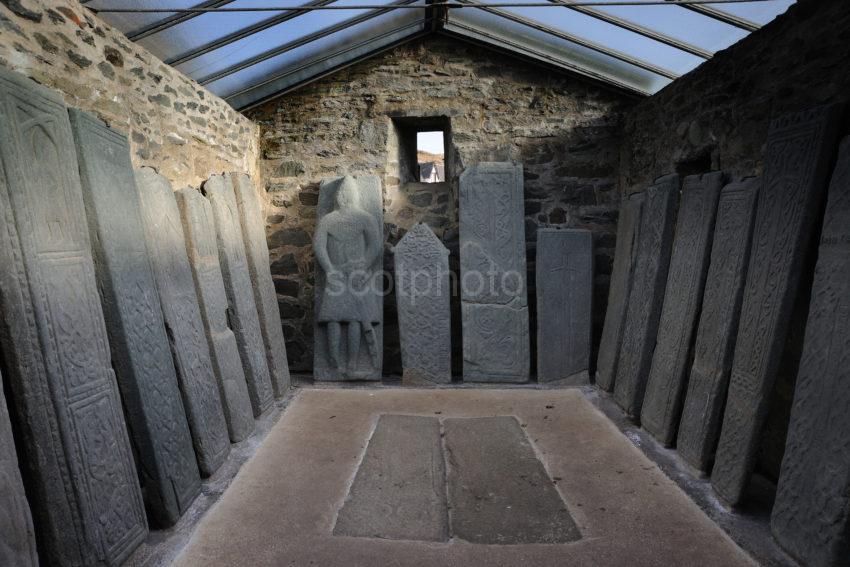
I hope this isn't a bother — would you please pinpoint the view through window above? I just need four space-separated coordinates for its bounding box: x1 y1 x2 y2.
417 131 445 183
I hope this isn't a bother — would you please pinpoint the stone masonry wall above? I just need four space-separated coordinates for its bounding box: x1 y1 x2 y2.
247 36 636 375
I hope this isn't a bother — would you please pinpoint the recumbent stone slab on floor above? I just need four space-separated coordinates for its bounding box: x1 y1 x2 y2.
71 109 201 526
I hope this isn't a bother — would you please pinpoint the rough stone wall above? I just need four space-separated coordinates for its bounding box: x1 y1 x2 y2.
247 36 636 374
0 0 259 187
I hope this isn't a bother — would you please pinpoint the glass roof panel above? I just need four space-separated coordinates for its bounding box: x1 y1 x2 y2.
704 0 795 25
87 0 200 39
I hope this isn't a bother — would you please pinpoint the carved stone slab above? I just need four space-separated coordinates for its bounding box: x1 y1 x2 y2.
596 192 644 391
204 175 274 415
613 174 679 418
393 223 451 384
459 162 530 382
0 67 147 566
230 172 291 397
677 179 759 472
641 172 723 445
313 175 384 381
70 109 201 526
135 167 230 476
771 137 850 566
176 187 255 442
536 229 593 384
712 104 844 506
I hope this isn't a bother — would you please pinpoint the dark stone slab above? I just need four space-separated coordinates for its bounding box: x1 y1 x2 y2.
536 228 593 384
333 415 448 541
712 104 844 506
70 109 201 526
135 167 231 477
443 416 581 544
230 172 291 397
613 174 680 418
771 136 850 566
641 172 723 446
0 67 147 566
175 187 255 442
393 223 451 384
459 163 530 382
596 192 644 391
677 179 759 472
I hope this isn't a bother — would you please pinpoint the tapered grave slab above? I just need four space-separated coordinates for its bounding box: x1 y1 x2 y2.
393 223 451 384
641 172 723 445
677 179 759 472
0 67 147 566
536 229 593 384
230 172 291 397
712 104 844 506
614 174 680 418
205 175 274 415
459 162 530 382
71 109 201 526
596 192 644 391
176 187 255 441
771 136 850 567
135 167 230 476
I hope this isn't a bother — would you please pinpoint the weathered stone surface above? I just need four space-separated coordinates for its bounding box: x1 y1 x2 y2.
0 67 147 566
459 162 530 382
230 172 291 397
334 415 448 541
135 167 231 476
176 187 255 442
205 174 274 415
771 136 850 567
613 174 679 418
596 192 644 391
536 229 593 384
313 175 383 381
641 172 723 445
393 223 451 384
712 104 844 506
71 109 201 526
677 178 759 472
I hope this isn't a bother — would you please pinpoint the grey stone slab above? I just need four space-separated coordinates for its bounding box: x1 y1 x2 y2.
0 67 147 566
135 167 231 477
677 179 759 472
712 104 844 506
536 229 593 384
771 136 850 567
641 172 723 446
596 192 644 391
443 416 581 544
70 109 201 526
459 162 530 382
393 223 451 384
205 175 274 416
313 175 384 381
613 174 680 419
333 415 448 541
176 187 255 442
230 172 291 397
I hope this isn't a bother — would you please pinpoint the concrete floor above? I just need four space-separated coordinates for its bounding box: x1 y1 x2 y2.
173 388 755 567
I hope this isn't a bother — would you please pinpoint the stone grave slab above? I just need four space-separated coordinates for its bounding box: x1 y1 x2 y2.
641 172 723 446
613 174 680 419
393 223 451 384
677 178 759 472
459 162 530 382
0 67 147 566
536 229 593 384
176 187 255 441
712 104 844 506
230 172 291 397
313 175 384 381
70 109 201 526
135 167 230 476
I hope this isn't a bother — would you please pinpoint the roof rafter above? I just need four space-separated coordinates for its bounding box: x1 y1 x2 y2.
681 3 760 31
126 0 234 42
